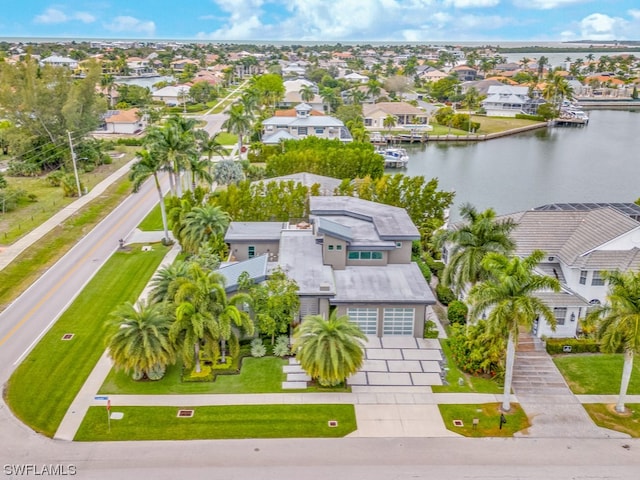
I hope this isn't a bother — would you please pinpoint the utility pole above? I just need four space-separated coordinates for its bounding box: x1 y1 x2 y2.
67 131 82 198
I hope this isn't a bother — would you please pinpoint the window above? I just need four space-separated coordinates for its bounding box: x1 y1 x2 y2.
579 270 587 285
298 126 308 135
395 242 403 249
336 245 343 251
328 245 334 251
554 307 567 326
248 246 255 258
347 251 384 260
592 271 605 286
314 127 324 134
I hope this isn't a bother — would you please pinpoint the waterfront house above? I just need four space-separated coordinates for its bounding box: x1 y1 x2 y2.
40 55 78 69
151 84 190 106
362 102 428 129
481 85 544 117
224 196 435 336
444 203 640 338
261 103 352 144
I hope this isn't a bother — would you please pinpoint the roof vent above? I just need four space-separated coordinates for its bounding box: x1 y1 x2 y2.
319 282 331 292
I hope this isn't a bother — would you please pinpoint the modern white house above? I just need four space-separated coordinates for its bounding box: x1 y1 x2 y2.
445 203 640 338
261 103 353 144
40 55 78 69
224 196 435 337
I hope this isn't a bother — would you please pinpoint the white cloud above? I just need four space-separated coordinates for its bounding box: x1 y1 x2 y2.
513 0 590 9
628 9 640 20
104 16 156 36
444 0 500 8
578 13 625 40
34 8 95 24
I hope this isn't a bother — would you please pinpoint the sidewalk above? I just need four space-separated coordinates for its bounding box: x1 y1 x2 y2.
0 159 136 271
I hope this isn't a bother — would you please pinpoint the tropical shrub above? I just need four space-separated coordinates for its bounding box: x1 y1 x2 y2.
415 258 432 283
447 300 468 325
251 342 267 358
447 322 505 377
423 320 439 339
436 283 456 305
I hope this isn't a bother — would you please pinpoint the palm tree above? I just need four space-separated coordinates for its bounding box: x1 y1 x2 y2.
101 74 115 107
292 311 367 387
149 260 190 304
299 85 315 103
180 204 230 254
468 250 560 411
366 79 381 102
129 149 171 244
210 283 254 363
106 300 175 380
196 130 227 177
435 203 517 295
186 153 213 192
520 57 532 71
588 270 640 413
383 114 397 135
320 87 338 114
222 103 252 158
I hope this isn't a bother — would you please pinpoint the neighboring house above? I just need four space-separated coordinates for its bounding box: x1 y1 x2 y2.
481 85 543 117
151 84 190 106
40 55 78 69
451 65 478 82
224 196 435 337
418 68 448 83
281 62 307 77
126 57 153 76
97 108 146 135
447 203 640 338
340 85 388 105
342 72 369 83
362 102 428 129
283 79 319 94
261 103 353 144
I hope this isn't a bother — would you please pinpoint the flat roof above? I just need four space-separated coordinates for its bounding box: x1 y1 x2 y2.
224 222 285 242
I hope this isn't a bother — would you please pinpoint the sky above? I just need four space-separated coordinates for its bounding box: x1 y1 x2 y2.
1 0 639 43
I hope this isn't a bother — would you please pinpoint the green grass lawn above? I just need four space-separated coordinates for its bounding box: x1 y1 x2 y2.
438 403 530 437
553 354 640 395
0 154 132 245
583 404 640 437
426 116 543 137
214 132 237 145
75 404 357 441
5 244 170 437
137 204 164 231
100 356 287 395
432 339 502 394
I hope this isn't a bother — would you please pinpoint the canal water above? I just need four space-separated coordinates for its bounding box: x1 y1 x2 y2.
398 109 640 220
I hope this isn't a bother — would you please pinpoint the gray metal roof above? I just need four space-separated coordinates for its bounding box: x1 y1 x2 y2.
316 215 397 249
331 264 435 304
317 217 353 242
217 255 269 293
262 130 298 144
277 230 336 296
262 116 345 127
224 222 285 242
310 196 420 240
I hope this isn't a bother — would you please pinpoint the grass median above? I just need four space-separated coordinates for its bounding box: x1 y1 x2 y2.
75 404 357 441
5 244 170 437
438 403 530 437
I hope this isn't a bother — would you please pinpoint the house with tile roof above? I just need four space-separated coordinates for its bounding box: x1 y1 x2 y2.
261 103 352 144
448 203 640 338
96 108 146 135
362 102 428 129
224 196 435 337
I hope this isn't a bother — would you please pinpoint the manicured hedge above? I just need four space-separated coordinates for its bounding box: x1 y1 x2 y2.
436 283 456 306
545 338 600 355
415 258 432 283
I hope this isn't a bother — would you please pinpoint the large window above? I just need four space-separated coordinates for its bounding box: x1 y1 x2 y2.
248 245 255 258
297 126 308 135
382 308 414 335
554 307 567 326
592 271 605 286
347 251 383 260
579 270 587 285
347 308 378 335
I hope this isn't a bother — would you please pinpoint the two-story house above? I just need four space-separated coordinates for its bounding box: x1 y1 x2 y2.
224 196 435 337
261 103 353 144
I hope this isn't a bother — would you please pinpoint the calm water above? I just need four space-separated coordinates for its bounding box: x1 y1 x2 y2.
399 109 640 220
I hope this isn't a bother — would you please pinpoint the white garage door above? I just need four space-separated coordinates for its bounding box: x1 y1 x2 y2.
347 308 378 335
382 308 415 335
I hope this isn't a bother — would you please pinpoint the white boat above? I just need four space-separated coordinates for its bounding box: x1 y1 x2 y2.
377 147 409 168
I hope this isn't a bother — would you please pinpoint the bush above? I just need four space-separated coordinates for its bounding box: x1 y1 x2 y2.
545 338 600 355
273 342 290 357
423 320 439 339
45 170 65 187
251 343 267 358
436 283 456 306
448 322 504 377
116 138 143 146
415 258 432 283
447 300 468 325
423 254 444 278
515 113 545 122
182 364 215 382
146 364 166 381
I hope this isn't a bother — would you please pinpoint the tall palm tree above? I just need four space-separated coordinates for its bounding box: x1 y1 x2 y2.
180 204 230 254
320 87 338 114
222 103 252 158
292 311 367 387
589 270 640 413
299 84 315 103
129 149 171 244
468 251 560 411
210 283 254 363
435 203 517 295
186 153 213 192
383 114 397 135
196 130 227 177
106 300 175 380
366 79 381 102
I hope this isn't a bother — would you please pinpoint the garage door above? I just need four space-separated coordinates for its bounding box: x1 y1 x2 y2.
382 308 414 335
346 307 378 335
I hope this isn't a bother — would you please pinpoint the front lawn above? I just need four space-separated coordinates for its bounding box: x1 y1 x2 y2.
583 403 640 437
138 204 164 231
553 354 640 395
438 403 530 437
432 339 502 394
75 404 357 441
5 244 170 437
100 355 287 394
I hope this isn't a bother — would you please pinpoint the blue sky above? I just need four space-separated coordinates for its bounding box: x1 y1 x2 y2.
1 1 639 42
